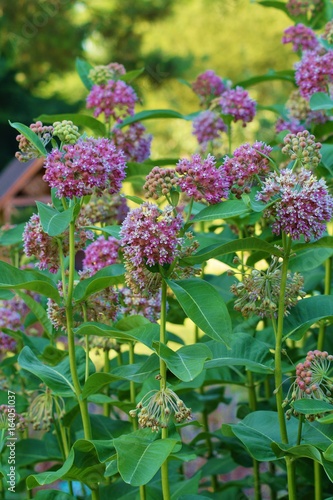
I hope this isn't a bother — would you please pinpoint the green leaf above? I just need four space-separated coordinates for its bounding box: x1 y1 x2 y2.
15 290 53 335
26 439 109 489
0 223 25 246
167 278 232 346
82 373 117 400
15 438 62 466
321 144 333 170
120 68 145 83
155 343 212 381
236 69 295 88
292 399 333 415
8 120 47 156
182 237 283 265
34 492 76 500
271 442 322 462
116 109 193 129
289 245 333 272
36 201 76 236
75 57 93 90
192 200 249 222
310 92 333 111
18 346 91 397
73 264 125 303
114 431 177 486
283 295 333 341
84 225 121 239
36 113 106 137
75 321 160 349
0 261 61 303
256 1 290 16
205 332 274 374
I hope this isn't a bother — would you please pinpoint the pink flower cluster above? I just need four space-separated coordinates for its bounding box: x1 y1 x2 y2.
191 70 227 107
82 236 120 273
111 122 152 162
120 203 183 291
119 287 161 323
295 50 333 99
295 350 333 397
176 153 229 204
282 24 319 52
275 117 305 134
257 168 333 241
86 80 138 121
192 110 227 150
222 142 272 198
0 307 21 353
218 87 256 126
43 137 126 199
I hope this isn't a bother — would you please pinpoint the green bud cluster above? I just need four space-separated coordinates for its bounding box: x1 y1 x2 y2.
53 120 80 144
282 130 322 169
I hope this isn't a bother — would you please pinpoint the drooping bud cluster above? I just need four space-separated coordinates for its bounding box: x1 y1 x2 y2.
143 167 179 200
120 203 183 293
15 121 53 162
86 80 138 121
282 24 319 53
191 70 227 107
222 141 272 198
52 120 81 145
283 350 333 420
28 388 65 431
118 287 162 323
192 110 227 151
82 236 121 273
43 137 127 199
281 130 322 169
0 405 27 431
111 122 152 162
81 192 129 225
129 387 192 432
231 255 305 318
257 168 333 241
176 154 229 204
217 87 257 126
88 62 126 85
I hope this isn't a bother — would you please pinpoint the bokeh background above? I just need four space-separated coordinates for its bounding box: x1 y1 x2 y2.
1 0 297 167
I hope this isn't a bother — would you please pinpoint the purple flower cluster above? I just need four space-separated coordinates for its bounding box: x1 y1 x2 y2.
111 122 152 162
192 110 227 150
82 236 120 273
275 117 305 134
120 203 183 292
0 307 21 354
191 70 227 107
295 50 333 99
218 87 256 126
176 153 229 204
256 168 333 241
282 24 319 52
119 287 161 323
86 80 138 121
43 137 126 199
222 142 272 198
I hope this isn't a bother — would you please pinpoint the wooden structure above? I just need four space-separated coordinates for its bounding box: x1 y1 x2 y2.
0 157 51 223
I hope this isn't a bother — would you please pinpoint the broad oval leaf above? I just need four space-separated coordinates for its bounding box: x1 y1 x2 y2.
84 225 121 239
0 223 25 246
0 261 61 303
310 92 333 111
205 332 274 374
73 264 125 303
37 113 106 137
236 68 295 88
283 295 333 341
293 399 333 415
271 442 322 463
167 278 232 346
192 200 249 222
155 342 212 382
116 109 191 129
182 237 283 265
9 120 47 156
36 201 76 236
120 68 145 83
75 57 93 90
114 431 177 486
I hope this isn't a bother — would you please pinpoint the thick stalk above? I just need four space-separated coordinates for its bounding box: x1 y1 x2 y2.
247 371 262 500
129 342 138 431
314 461 322 500
160 280 170 500
317 256 332 351
103 349 111 417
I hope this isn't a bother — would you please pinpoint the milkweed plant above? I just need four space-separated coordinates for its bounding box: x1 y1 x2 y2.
2 1 333 499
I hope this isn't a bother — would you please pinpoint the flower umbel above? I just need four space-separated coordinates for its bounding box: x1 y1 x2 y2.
15 121 53 162
129 387 192 432
281 130 322 169
216 87 256 126
191 70 227 107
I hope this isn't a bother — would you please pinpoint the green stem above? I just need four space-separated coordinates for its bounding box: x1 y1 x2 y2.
314 461 322 500
103 348 111 417
65 221 93 442
227 122 232 155
296 414 304 446
317 256 332 351
160 279 170 500
247 371 262 500
129 342 138 431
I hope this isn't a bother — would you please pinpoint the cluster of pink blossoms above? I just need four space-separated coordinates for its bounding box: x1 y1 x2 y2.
111 122 152 162
222 141 272 198
86 80 138 121
43 137 126 199
282 24 319 53
120 203 183 292
218 87 256 126
295 50 333 99
257 168 333 241
118 287 161 323
82 236 120 273
176 154 229 204
192 110 227 151
0 307 21 354
275 117 305 134
191 70 227 107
